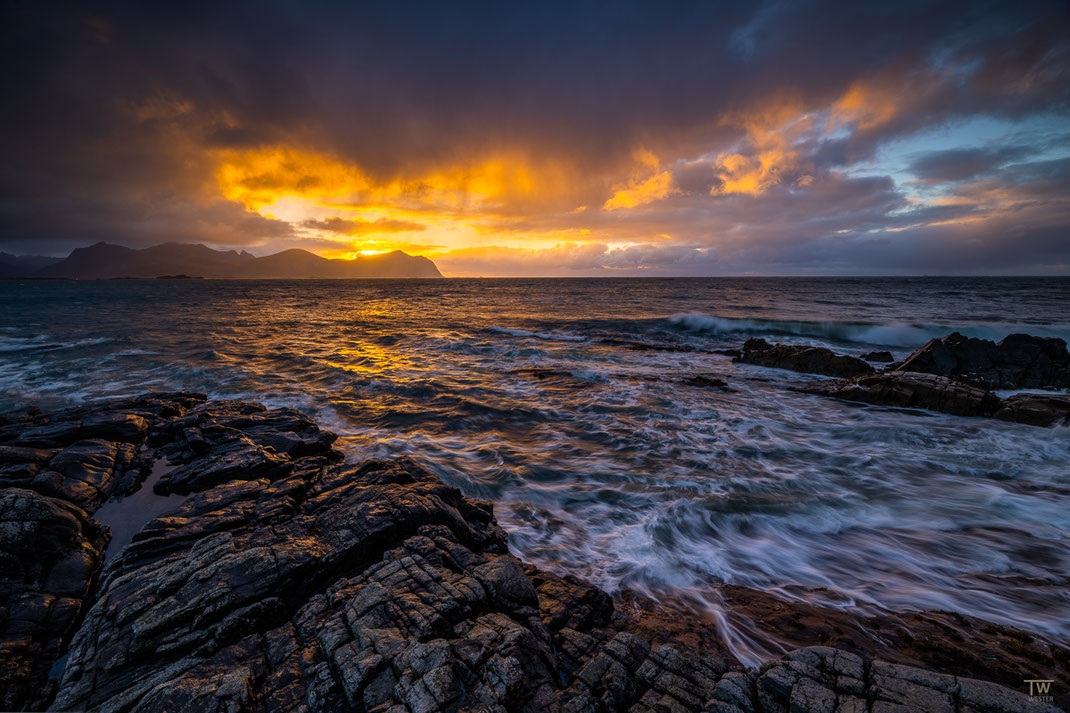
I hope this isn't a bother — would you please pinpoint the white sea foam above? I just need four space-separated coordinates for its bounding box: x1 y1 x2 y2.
667 312 1070 348
487 326 588 342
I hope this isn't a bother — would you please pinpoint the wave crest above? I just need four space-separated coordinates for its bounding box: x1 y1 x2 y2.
666 312 1070 348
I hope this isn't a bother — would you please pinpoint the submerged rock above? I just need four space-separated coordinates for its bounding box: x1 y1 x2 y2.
1 394 1066 712
735 338 875 378
898 332 1070 389
860 350 894 363
681 375 730 389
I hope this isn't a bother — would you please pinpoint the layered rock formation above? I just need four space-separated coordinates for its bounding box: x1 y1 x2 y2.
0 394 1065 712
994 392 1070 427
795 372 1004 418
728 334 1070 427
897 332 1070 389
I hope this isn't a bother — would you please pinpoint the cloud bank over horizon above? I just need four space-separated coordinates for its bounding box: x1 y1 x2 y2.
1 1 1068 276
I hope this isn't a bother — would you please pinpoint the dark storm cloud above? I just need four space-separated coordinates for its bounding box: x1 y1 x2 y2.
907 147 1037 182
300 217 426 235
0 0 1068 272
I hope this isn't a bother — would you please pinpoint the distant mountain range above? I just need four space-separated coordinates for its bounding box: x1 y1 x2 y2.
0 252 63 275
0 242 442 279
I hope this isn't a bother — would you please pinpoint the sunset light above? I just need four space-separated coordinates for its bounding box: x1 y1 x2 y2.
1 5 1069 711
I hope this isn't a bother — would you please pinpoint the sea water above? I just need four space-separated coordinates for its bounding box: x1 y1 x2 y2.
3 276 1068 662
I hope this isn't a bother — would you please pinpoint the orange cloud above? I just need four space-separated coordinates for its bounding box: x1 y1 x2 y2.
712 101 813 196
216 147 371 212
212 145 615 257
215 146 580 215
827 67 943 134
828 81 900 131
602 149 676 210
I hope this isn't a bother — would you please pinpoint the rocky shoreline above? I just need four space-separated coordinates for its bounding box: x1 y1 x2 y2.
735 332 1070 427
0 392 1066 712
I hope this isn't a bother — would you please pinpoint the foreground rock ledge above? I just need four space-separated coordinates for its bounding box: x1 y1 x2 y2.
0 394 1064 713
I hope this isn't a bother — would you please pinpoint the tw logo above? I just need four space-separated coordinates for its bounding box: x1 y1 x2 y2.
1024 679 1054 702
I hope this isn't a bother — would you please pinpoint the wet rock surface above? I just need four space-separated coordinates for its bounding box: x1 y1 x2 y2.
993 393 1070 427
0 394 1066 712
898 332 1070 389
0 487 108 711
735 339 875 379
790 370 1069 427
0 392 211 711
795 372 1003 418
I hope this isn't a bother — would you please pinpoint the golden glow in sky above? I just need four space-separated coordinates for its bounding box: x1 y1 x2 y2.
204 73 1068 276
7 1 1068 276
214 146 599 259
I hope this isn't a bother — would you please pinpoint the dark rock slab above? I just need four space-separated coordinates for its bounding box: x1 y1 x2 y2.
994 393 1070 427
707 583 1069 710
0 392 207 450
0 392 210 710
0 488 109 711
31 439 141 511
0 444 56 489
898 332 1070 389
735 339 874 378
149 400 339 494
796 372 1002 418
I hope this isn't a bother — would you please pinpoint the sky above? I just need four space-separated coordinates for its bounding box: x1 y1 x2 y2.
1 1 1068 276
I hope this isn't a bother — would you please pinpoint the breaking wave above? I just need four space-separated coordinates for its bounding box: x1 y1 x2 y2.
667 312 1070 348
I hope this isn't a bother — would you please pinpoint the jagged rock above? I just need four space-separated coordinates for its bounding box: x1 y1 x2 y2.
796 372 1002 418
0 392 205 450
0 444 56 488
994 393 1070 427
528 566 613 632
757 647 1062 713
735 339 874 378
149 400 339 494
30 439 142 511
0 488 109 711
0 392 208 711
861 351 894 363
898 332 1070 389
2 394 1066 713
709 583 1067 707
631 644 729 711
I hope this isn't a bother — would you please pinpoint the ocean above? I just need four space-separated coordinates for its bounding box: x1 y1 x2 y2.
3 276 1069 663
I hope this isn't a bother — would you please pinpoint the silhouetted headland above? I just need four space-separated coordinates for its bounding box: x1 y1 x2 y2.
2 241 442 279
